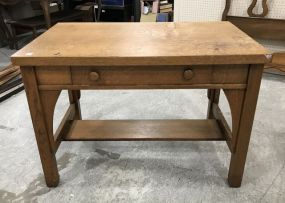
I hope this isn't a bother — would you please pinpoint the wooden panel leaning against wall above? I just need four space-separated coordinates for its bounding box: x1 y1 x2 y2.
223 0 285 75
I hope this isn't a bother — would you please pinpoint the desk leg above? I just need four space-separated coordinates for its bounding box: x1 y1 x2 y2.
68 90 82 120
228 64 263 187
207 89 220 119
21 67 59 187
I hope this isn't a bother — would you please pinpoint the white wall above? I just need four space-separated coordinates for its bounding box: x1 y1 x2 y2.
174 0 225 22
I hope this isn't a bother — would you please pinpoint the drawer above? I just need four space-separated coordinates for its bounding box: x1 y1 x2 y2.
71 65 248 86
36 66 71 85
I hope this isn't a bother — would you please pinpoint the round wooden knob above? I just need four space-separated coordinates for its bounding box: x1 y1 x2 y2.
183 69 194 80
89 72 100 81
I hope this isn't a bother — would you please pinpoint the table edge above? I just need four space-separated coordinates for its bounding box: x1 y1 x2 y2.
11 55 269 66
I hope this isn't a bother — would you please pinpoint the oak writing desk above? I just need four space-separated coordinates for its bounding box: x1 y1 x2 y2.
11 22 268 188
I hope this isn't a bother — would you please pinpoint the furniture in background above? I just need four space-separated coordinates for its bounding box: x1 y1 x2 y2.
0 12 13 48
1 0 92 49
156 12 168 22
0 0 56 28
223 0 285 74
1 0 139 49
140 0 159 14
74 0 102 22
159 0 173 14
0 64 23 102
99 0 140 22
63 0 141 22
12 22 267 188
158 0 173 21
101 0 131 21
141 0 173 22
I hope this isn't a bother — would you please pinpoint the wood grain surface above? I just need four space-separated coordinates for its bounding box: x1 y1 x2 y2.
226 16 285 41
63 119 225 141
11 22 268 66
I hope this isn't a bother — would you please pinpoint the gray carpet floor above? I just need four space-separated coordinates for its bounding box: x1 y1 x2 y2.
0 73 284 202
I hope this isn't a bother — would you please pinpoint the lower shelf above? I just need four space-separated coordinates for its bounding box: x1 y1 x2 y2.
63 119 225 141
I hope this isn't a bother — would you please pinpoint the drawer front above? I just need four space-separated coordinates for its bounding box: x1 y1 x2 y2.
71 65 248 86
36 66 71 85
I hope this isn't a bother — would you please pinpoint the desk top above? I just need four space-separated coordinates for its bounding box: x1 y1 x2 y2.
12 22 268 66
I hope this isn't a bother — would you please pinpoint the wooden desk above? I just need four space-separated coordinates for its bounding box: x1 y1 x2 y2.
11 22 268 188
